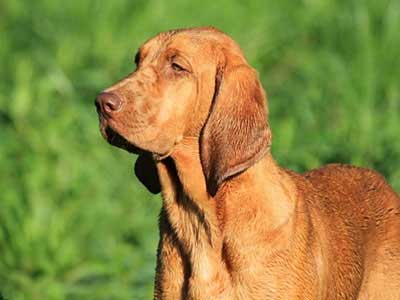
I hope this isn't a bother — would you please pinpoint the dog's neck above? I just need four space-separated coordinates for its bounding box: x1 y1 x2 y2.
155 138 297 279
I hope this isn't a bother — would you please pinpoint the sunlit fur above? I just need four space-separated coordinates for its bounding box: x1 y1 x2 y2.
97 27 400 300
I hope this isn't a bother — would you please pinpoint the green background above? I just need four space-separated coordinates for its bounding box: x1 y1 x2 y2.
1 0 399 299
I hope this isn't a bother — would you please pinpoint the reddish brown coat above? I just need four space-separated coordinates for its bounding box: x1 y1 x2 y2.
96 27 400 300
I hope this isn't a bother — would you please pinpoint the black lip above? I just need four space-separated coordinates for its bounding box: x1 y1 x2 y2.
104 126 142 154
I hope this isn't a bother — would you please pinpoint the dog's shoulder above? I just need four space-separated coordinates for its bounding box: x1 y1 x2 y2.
298 163 399 220
283 163 386 196
303 163 389 193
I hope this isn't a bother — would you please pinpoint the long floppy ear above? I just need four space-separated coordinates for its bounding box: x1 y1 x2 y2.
134 152 161 194
200 64 272 196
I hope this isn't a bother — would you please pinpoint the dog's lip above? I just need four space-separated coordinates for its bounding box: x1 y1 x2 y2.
99 120 174 159
102 126 142 155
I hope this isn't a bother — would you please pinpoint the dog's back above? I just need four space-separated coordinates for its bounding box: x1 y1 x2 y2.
300 164 400 299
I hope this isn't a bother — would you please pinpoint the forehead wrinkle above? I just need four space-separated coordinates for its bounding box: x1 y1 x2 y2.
177 29 245 62
139 29 236 71
141 27 242 60
167 36 208 58
142 29 216 62
138 32 177 65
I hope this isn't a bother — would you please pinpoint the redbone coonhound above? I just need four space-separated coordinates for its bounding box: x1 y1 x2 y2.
95 27 400 300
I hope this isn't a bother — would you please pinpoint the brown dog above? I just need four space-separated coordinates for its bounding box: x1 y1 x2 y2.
95 27 400 300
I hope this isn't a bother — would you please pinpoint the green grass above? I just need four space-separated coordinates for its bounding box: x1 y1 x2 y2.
0 0 399 299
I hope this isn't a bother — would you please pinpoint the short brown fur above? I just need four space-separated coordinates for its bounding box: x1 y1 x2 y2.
96 27 400 300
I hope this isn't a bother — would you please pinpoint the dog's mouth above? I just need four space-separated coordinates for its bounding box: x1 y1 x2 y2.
97 112 175 160
101 125 142 155
99 123 161 194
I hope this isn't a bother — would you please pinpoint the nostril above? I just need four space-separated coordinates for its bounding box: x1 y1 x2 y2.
105 96 121 111
95 92 123 115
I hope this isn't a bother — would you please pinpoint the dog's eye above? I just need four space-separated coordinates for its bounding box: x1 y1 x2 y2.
171 62 186 72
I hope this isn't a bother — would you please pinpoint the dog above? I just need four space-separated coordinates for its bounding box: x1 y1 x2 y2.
95 27 400 300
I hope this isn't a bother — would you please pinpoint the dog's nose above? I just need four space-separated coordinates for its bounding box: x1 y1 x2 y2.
95 92 122 115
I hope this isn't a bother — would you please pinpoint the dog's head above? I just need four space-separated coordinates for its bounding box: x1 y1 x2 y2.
95 27 271 195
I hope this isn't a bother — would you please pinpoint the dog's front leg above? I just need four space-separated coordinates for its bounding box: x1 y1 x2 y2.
154 215 187 300
188 274 235 300
186 247 235 300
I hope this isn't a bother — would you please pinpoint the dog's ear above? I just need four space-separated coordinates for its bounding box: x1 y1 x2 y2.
200 64 272 196
134 153 161 194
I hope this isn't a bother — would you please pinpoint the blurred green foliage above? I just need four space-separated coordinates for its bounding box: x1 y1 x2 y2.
0 0 399 299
